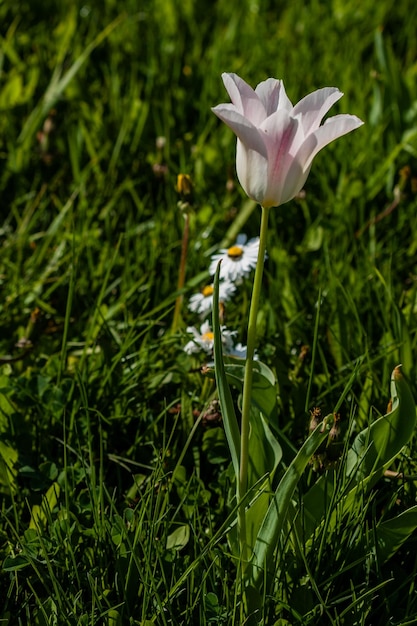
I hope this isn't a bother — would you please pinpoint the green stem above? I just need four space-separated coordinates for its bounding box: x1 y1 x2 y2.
172 210 190 331
238 204 270 565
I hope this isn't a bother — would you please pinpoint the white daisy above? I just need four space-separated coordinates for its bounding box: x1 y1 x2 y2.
209 234 261 283
188 280 236 317
227 342 248 359
183 322 239 356
226 342 259 360
184 322 215 355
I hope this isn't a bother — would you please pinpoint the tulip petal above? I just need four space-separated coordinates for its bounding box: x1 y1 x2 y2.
221 73 266 125
259 111 301 206
236 139 269 204
293 88 343 133
297 114 364 172
276 161 311 205
255 78 293 116
260 109 299 154
211 104 268 158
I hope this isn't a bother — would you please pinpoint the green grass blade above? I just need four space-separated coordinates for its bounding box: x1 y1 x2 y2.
15 14 125 164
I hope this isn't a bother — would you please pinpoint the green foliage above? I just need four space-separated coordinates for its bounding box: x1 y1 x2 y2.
1 0 417 624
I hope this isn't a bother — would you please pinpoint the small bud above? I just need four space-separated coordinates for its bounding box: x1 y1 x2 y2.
200 399 222 427
176 174 193 198
156 136 166 150
328 413 341 442
309 407 322 433
152 163 168 178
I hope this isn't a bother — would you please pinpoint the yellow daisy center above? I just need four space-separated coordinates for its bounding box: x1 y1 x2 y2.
201 331 214 342
227 245 243 259
202 285 214 297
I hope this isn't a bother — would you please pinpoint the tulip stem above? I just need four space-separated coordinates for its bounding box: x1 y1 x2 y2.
238 204 270 566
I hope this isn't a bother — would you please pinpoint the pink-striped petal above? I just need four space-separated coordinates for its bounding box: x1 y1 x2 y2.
296 114 364 172
255 78 293 116
258 112 300 205
293 88 343 133
222 73 266 125
211 104 268 158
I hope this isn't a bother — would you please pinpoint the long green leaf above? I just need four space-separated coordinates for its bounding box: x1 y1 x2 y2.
223 359 278 420
376 505 417 563
346 365 416 482
212 262 240 481
302 366 416 539
248 414 335 588
217 356 281 559
245 410 282 556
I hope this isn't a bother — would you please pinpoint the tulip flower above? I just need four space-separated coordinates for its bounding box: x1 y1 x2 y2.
212 72 363 207
210 73 364 587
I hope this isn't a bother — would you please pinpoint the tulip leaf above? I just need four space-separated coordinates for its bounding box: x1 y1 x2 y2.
376 505 417 564
248 408 282 490
212 263 240 481
223 359 278 422
248 414 335 588
301 366 416 541
219 357 281 554
218 355 281 558
346 365 416 483
245 408 282 555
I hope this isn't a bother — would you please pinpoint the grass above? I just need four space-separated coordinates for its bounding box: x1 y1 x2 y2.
1 0 417 623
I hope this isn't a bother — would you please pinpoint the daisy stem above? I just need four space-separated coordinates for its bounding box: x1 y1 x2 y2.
172 210 190 331
238 204 270 566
